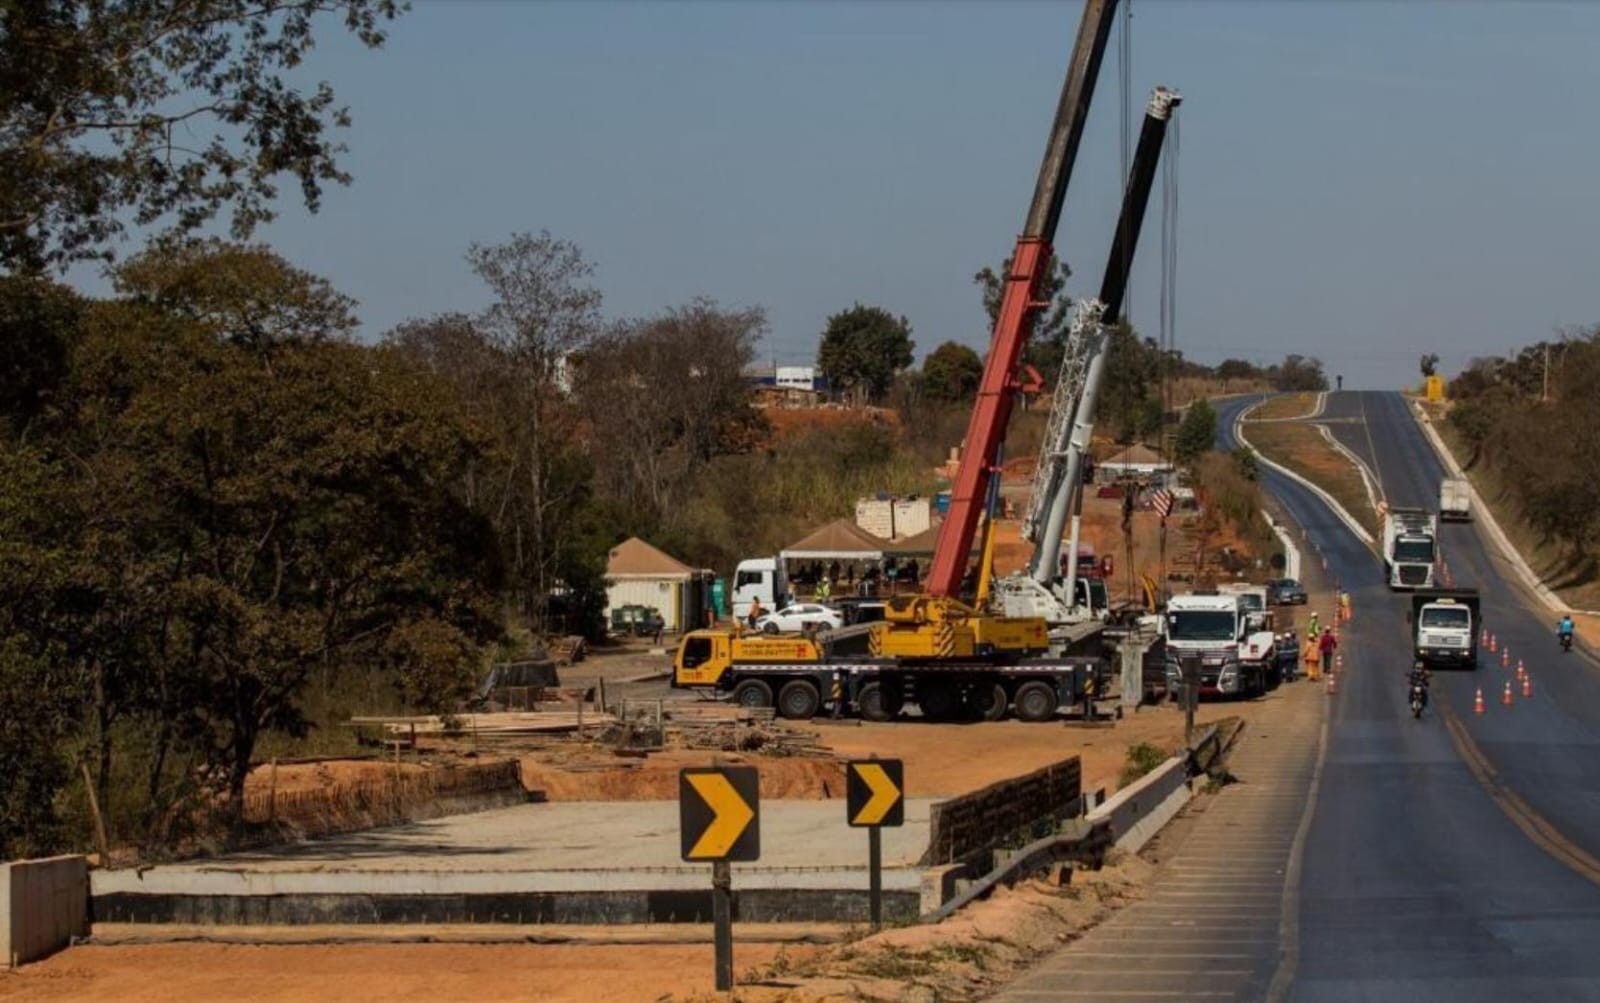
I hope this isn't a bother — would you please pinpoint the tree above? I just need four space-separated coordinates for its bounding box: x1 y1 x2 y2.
1271 354 1329 392
0 0 403 270
1420 353 1440 378
921 341 984 404
1216 358 1259 385
817 304 914 404
576 299 767 518
1174 399 1217 464
387 233 610 634
1099 323 1160 442
112 239 358 347
974 258 1072 378
0 275 82 435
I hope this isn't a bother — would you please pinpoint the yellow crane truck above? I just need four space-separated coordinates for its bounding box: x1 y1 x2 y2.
671 614 1109 723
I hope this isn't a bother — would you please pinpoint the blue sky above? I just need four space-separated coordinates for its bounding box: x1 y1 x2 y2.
93 0 1600 389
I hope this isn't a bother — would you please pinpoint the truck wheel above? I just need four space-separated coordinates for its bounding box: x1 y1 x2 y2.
777 680 820 721
857 681 903 722
917 679 960 721
1014 681 1057 723
732 679 773 709
967 681 1009 722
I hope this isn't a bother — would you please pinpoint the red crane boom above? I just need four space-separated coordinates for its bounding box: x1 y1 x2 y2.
925 0 1121 598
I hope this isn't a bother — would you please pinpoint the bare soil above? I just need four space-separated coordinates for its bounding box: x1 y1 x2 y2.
0 941 816 1003
1248 391 1319 421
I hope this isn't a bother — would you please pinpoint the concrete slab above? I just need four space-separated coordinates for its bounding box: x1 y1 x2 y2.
93 799 936 897
3 855 88 968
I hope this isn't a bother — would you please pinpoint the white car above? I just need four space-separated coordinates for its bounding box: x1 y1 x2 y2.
756 603 843 635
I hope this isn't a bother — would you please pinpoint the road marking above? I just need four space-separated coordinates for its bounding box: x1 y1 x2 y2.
1441 701 1600 887
1265 699 1331 1002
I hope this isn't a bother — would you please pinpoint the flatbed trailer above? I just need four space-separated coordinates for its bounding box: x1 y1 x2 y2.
674 635 1110 724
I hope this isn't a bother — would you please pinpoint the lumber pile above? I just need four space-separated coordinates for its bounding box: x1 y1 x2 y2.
663 704 829 757
350 711 615 740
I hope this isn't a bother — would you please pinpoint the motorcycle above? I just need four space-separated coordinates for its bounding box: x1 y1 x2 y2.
1408 671 1430 719
1561 631 1574 653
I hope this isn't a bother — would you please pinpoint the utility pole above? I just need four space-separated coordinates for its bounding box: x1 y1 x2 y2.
1543 344 1550 402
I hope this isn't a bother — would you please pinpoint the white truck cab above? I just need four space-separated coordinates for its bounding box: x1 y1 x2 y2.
732 557 788 621
1164 590 1276 698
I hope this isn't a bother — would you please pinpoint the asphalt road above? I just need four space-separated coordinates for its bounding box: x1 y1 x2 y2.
1222 393 1600 1001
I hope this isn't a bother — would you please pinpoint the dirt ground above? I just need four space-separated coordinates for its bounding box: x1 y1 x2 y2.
1248 391 1319 421
0 941 818 1003
1244 419 1379 537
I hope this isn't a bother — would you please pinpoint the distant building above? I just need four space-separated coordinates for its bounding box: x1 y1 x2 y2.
775 365 816 391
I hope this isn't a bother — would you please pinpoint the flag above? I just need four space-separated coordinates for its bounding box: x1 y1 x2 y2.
1151 489 1174 519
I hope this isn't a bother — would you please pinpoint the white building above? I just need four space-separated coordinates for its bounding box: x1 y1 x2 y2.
775 365 817 391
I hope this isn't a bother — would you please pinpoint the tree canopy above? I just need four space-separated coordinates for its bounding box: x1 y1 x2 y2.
921 341 984 404
0 0 402 270
817 303 914 404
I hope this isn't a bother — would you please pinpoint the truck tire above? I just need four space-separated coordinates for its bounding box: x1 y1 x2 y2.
777 680 820 721
857 681 903 722
732 679 774 710
967 681 1009 722
1014 681 1057 723
916 679 960 721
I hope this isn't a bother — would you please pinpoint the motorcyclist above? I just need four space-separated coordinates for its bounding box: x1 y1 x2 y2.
1408 660 1432 710
1559 614 1576 645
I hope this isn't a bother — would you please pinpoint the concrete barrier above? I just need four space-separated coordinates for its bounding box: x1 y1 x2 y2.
3 855 89 968
1085 757 1191 854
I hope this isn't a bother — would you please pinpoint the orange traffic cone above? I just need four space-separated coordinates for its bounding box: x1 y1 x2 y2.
1517 660 1526 679
1502 681 1514 706
1522 675 1533 699
1326 672 1337 694
1481 628 1489 646
1335 654 1344 671
1489 634 1498 653
1474 688 1486 714
1502 649 1510 668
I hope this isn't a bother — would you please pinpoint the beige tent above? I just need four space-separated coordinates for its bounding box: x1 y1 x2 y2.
1099 443 1171 477
780 519 885 561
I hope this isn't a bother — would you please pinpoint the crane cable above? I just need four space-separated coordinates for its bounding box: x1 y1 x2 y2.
1157 96 1179 601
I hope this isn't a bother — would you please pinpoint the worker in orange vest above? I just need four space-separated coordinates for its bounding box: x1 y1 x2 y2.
1302 632 1321 681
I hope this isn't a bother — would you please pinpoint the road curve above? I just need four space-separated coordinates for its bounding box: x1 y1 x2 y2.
1231 395 1600 1000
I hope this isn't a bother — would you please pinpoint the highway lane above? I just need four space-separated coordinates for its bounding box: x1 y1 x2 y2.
1318 391 1600 865
1225 395 1600 1000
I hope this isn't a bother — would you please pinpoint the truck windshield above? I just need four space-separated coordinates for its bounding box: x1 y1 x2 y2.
1420 607 1470 629
1394 539 1435 563
1235 593 1263 612
1167 611 1237 642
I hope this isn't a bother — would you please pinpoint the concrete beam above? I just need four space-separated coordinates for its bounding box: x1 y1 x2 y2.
3 855 89 968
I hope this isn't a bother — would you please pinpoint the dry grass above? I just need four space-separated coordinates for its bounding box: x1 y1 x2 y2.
1242 420 1379 539
1432 412 1600 611
1248 392 1320 421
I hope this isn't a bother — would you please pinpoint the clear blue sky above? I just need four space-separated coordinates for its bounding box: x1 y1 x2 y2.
126 0 1600 389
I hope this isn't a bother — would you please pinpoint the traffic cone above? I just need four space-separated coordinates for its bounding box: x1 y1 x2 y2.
1474 687 1486 714
1502 681 1514 706
1335 654 1344 671
1326 672 1337 694
1489 634 1498 653
1502 649 1511 668
1517 660 1526 679
1522 675 1533 699
1481 628 1489 646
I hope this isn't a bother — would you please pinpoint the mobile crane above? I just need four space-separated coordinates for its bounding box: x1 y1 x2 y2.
674 0 1177 721
991 86 1181 634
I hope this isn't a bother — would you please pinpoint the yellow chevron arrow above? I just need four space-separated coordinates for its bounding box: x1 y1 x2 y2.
851 762 901 826
686 772 755 858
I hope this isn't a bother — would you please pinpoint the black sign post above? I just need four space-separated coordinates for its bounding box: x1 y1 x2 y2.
846 758 905 928
680 766 760 991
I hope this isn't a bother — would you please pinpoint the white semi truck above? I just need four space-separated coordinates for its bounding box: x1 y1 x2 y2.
1439 478 1471 522
1382 507 1438 591
1162 590 1278 699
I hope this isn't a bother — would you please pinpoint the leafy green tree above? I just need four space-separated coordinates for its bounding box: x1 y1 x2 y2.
0 275 82 434
817 303 914 404
921 341 984 404
0 0 403 270
1216 358 1259 385
1271 354 1329 392
112 239 358 347
974 258 1072 378
1174 399 1218 465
